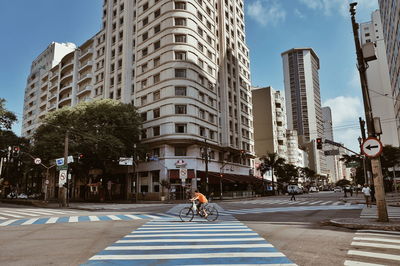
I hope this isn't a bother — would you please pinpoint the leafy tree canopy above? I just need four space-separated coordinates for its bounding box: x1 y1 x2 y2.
32 99 142 169
0 98 17 130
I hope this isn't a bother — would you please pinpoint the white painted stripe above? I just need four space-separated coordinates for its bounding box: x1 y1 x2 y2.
185 264 297 266
321 201 332 205
123 214 141 220
25 208 77 214
21 218 39 225
126 233 258 237
89 216 100 222
142 214 160 219
155 213 176 218
0 216 7 219
133 229 252 233
358 229 400 235
353 237 400 244
69 216 79 223
2 210 38 217
345 203 352 206
0 212 23 218
106 243 273 250
107 215 121 221
0 219 17 226
142 223 242 227
45 217 59 224
348 250 400 261
117 237 265 243
351 241 400 250
344 260 384 266
332 201 341 205
89 252 285 260
356 232 400 238
137 226 248 230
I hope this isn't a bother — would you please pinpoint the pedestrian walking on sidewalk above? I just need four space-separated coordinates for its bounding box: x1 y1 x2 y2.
362 184 371 207
370 185 375 203
288 187 296 201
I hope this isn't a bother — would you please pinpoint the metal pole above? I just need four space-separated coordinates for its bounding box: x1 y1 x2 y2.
204 139 209 195
393 166 398 194
350 3 388 222
64 130 69 207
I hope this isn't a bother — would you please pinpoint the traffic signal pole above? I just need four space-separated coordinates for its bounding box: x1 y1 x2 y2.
350 3 388 222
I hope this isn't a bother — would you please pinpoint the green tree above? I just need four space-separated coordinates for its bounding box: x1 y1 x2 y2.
381 145 400 175
0 98 17 130
260 153 285 195
32 99 142 175
299 167 316 185
336 179 351 187
339 154 364 185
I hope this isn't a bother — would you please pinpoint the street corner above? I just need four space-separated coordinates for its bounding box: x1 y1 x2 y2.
328 218 400 231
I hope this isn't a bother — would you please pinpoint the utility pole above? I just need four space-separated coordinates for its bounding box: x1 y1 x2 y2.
350 2 388 222
202 139 209 195
63 130 69 207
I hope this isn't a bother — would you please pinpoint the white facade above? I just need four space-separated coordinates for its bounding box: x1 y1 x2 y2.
21 0 255 194
322 106 339 183
360 10 399 147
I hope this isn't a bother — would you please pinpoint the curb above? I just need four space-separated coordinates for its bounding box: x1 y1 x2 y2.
328 219 400 231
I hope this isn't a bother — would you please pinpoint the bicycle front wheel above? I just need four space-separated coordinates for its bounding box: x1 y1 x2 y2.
179 207 194 222
205 206 219 221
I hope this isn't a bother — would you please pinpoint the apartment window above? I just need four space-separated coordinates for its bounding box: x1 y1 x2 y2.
199 92 205 101
207 35 212 44
198 59 204 68
209 130 215 140
199 127 205 137
175 34 187 43
141 79 147 89
152 148 160 157
153 108 160 118
153 90 160 100
198 42 204 52
175 51 186 60
175 105 187 114
153 73 160 83
175 146 187 156
141 112 147 121
142 63 148 72
197 27 203 36
111 63 115 72
154 9 161 18
175 69 186 78
175 124 187 133
175 86 186 96
153 126 160 136
142 32 148 41
175 17 186 26
197 11 203 20
153 57 160 67
142 48 148 56
118 59 122 68
154 40 161 50
143 17 149 26
199 109 205 119
143 2 149 11
141 95 147 105
175 2 186 10
141 129 147 139
154 24 161 33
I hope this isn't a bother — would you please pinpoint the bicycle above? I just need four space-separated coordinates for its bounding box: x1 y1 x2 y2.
179 200 219 222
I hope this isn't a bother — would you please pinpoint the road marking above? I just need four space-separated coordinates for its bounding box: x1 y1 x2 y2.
351 241 400 250
132 229 252 233
0 219 17 226
355 232 400 238
126 232 258 237
344 259 384 266
69 216 79 223
2 210 39 217
21 218 39 225
45 217 59 224
137 226 248 230
107 215 121 221
106 243 274 250
348 250 400 261
89 252 286 260
0 211 24 218
332 201 341 205
116 237 266 243
123 214 141 220
89 216 100 222
358 229 400 235
353 237 400 244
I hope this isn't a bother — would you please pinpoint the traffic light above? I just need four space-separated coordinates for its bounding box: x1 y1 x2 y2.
78 153 84 162
316 138 323 150
12 146 20 157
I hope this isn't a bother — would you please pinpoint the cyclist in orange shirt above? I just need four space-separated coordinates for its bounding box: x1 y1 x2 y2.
190 190 208 217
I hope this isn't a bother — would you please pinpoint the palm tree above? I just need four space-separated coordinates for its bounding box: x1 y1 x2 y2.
261 153 285 195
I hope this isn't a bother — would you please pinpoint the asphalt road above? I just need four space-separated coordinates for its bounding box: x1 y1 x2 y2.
0 191 398 266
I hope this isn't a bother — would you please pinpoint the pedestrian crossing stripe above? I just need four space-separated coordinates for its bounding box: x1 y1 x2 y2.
83 220 297 265
359 205 400 219
232 199 345 206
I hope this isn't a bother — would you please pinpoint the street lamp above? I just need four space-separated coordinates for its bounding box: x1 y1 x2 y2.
201 139 210 195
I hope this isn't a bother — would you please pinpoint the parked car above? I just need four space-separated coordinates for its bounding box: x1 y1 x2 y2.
287 185 303 194
309 186 319 192
334 187 342 192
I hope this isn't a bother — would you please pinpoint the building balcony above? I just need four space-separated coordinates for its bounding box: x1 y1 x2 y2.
50 72 58 81
58 95 72 105
78 73 92 84
79 48 93 59
77 85 92 96
79 60 93 71
61 61 73 71
60 71 73 83
59 83 72 93
48 103 57 110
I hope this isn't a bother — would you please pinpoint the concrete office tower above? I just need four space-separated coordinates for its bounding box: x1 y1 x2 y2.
22 0 255 196
379 1 400 144
286 129 307 168
282 48 326 175
322 107 339 183
22 42 77 137
252 86 287 160
360 10 399 147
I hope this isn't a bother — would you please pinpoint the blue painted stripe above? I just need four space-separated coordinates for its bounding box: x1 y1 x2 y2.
84 256 294 265
56 217 70 223
97 247 279 255
79 216 91 222
9 219 29 226
33 218 50 225
117 215 134 221
98 216 112 221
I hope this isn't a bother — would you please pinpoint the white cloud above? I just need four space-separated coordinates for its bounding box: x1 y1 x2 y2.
349 68 361 91
247 0 286 26
294 9 305 19
323 96 364 151
299 0 378 17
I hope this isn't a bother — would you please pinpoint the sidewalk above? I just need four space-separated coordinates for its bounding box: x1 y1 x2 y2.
340 192 400 206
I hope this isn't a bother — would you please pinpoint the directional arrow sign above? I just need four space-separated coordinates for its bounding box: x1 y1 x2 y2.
361 137 383 158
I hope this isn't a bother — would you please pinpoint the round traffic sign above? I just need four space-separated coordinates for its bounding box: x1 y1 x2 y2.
45 180 49 185
34 158 41 165
179 168 188 180
361 137 383 158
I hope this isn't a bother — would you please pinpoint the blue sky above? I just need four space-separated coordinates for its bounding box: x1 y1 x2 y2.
0 0 379 151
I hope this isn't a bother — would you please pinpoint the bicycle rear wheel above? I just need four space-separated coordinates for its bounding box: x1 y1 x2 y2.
179 207 194 222
205 206 219 221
